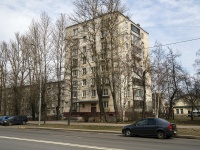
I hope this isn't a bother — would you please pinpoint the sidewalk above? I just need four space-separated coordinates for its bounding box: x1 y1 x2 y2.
28 120 200 129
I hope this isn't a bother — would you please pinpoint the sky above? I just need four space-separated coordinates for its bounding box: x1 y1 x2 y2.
0 0 200 74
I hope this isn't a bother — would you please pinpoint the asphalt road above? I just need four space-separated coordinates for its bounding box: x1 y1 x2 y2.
0 127 200 150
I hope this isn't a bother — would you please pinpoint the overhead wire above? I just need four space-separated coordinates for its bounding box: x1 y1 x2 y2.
147 37 200 49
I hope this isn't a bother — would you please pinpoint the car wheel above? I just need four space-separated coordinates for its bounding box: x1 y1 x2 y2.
157 131 165 139
125 129 132 137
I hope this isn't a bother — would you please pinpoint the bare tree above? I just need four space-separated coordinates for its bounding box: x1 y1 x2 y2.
151 42 168 118
165 48 184 119
0 41 9 115
100 0 127 122
70 0 107 121
5 33 30 115
38 12 53 123
194 49 200 76
182 75 200 121
52 14 67 120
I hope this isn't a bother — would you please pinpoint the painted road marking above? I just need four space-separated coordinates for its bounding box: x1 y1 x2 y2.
0 136 125 150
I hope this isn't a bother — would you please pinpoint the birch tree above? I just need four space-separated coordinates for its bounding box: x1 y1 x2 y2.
151 42 168 118
52 14 67 119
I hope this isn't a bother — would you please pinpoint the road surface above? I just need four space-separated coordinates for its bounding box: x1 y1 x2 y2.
0 126 199 150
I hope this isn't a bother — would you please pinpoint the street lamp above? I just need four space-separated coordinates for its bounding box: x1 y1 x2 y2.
31 43 41 126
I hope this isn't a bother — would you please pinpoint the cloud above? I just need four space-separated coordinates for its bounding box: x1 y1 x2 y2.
0 0 74 42
0 0 200 74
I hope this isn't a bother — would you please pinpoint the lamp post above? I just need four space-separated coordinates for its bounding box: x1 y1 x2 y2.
39 51 42 126
31 43 41 126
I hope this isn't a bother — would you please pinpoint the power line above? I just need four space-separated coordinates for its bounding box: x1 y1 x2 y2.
145 26 200 28
148 37 200 49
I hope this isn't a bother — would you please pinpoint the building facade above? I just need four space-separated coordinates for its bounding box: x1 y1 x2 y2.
65 12 152 116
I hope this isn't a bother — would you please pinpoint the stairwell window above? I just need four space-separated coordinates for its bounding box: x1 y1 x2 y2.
73 91 78 98
72 80 78 87
103 89 108 96
72 70 78 76
91 66 96 73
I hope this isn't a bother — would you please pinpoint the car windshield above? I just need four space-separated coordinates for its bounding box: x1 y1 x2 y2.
8 116 15 120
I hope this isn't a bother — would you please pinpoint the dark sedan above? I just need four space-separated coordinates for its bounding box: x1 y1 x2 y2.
2 116 25 126
0 116 10 125
122 118 177 139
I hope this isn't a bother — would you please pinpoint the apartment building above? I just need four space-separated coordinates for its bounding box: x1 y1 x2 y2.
0 81 67 117
65 12 152 115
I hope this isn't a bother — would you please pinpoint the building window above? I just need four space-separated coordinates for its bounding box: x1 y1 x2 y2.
103 89 108 96
101 54 105 59
73 38 79 45
72 70 78 76
73 49 78 55
181 109 183 114
83 46 87 53
91 66 96 73
128 86 131 97
73 91 78 98
83 36 87 42
83 57 87 64
92 55 96 61
101 77 109 84
82 90 86 97
83 25 87 32
101 30 105 38
126 43 129 49
91 78 95 85
134 100 143 108
82 104 85 108
131 24 140 35
103 101 108 108
92 90 96 97
82 68 87 75
82 79 86 86
73 59 78 67
74 28 78 36
134 89 143 97
176 109 179 114
72 80 78 87
101 65 108 72
128 101 130 108
101 43 106 49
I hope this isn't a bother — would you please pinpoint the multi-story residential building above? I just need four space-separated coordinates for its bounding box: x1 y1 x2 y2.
65 12 152 117
0 81 67 117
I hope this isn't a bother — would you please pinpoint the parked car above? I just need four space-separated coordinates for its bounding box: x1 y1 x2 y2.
2 116 26 126
187 111 200 117
0 116 10 125
18 115 28 124
122 118 177 139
